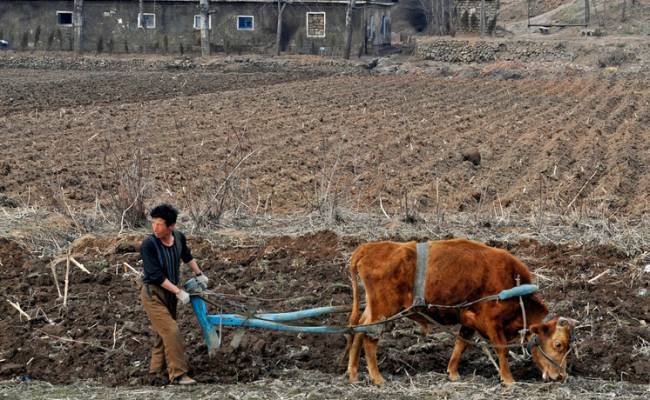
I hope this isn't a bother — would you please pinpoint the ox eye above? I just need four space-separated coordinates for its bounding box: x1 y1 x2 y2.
554 340 563 350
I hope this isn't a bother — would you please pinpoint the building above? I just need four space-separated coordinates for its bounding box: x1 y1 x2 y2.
0 0 397 56
391 0 498 35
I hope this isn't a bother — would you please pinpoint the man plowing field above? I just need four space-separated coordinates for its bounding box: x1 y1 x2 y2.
139 204 208 385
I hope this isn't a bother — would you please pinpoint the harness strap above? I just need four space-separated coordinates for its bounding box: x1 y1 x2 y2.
528 334 570 372
413 242 428 308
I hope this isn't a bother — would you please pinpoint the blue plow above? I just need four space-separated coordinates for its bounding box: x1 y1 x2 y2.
189 296 376 355
188 281 538 356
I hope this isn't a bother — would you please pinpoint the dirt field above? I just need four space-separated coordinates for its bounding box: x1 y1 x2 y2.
0 227 648 396
2 47 650 223
1 35 649 398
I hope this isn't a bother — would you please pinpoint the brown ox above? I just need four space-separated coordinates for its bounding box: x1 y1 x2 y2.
347 239 574 385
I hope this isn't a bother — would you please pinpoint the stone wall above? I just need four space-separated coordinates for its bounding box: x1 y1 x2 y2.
415 39 574 63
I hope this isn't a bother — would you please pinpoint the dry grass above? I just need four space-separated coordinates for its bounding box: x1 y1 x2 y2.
2 202 649 259
1 369 648 399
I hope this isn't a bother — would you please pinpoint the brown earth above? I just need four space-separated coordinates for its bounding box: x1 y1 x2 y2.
0 49 649 396
0 53 649 222
0 231 648 386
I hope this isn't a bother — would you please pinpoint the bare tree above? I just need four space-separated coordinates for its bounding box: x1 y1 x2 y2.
199 0 210 56
480 0 486 36
276 0 289 56
431 0 439 34
138 0 148 52
585 0 591 25
621 0 627 21
449 0 456 36
139 0 144 28
73 0 84 53
343 0 357 59
493 0 500 36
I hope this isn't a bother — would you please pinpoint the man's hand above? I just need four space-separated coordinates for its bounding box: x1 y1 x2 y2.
176 289 190 305
196 273 209 290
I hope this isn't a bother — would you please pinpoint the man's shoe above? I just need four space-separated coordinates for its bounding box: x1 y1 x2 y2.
175 374 197 385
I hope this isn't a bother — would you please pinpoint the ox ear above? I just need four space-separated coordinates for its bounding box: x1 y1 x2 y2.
557 317 578 328
530 322 550 337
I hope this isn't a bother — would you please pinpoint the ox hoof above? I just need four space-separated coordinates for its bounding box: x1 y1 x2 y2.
371 376 385 386
501 378 515 387
447 371 460 382
347 371 359 384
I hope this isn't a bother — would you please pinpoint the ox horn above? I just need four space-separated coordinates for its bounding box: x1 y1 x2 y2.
558 317 579 327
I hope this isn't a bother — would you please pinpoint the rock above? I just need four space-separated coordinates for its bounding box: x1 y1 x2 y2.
40 324 65 336
490 69 523 80
287 345 309 360
462 149 481 166
115 240 138 254
0 195 18 208
364 58 379 70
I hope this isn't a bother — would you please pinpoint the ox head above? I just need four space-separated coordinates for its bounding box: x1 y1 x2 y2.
528 317 577 381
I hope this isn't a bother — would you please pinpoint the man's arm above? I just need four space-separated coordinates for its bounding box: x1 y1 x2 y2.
161 278 190 304
161 278 182 295
187 259 203 276
179 232 203 276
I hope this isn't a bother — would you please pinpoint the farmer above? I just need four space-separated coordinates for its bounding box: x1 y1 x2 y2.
140 203 208 385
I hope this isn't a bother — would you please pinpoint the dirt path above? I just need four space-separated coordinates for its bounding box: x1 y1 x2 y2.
1 371 649 400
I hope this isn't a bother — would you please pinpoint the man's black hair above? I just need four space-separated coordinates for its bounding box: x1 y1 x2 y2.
149 203 178 227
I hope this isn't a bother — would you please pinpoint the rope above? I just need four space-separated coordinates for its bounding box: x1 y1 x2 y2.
194 285 537 354
194 283 573 376
426 294 500 310
534 340 571 373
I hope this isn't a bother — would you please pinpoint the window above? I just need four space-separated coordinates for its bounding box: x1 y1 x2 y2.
306 12 325 38
237 16 254 31
137 13 156 29
57 11 73 26
193 14 212 29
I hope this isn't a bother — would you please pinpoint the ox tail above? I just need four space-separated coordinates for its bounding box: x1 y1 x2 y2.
348 249 363 326
339 249 363 367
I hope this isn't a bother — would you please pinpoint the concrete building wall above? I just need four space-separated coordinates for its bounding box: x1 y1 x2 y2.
0 1 393 56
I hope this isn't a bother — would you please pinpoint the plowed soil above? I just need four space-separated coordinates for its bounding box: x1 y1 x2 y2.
1 51 649 397
0 231 648 386
1 54 649 219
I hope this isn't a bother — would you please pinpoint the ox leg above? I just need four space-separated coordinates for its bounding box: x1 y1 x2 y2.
362 336 385 385
447 326 475 381
347 332 364 383
486 326 514 385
